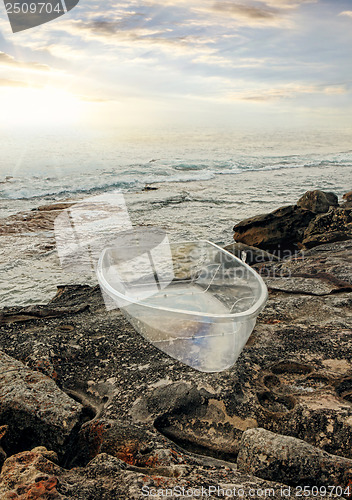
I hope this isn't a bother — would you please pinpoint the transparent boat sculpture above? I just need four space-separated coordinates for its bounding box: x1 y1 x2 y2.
97 231 268 372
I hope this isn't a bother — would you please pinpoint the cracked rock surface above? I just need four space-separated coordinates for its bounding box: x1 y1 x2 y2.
0 352 84 460
0 240 351 498
237 427 352 487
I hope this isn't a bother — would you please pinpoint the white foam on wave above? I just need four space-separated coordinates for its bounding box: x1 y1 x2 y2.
1 150 351 201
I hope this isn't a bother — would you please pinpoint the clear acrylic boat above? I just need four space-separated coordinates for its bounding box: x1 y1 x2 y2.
97 229 268 372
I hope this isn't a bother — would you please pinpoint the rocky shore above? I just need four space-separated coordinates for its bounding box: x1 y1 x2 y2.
233 189 352 253
0 190 351 499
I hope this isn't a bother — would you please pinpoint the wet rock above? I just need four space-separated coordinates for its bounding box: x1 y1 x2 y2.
223 242 279 266
0 351 84 459
233 205 315 252
297 190 338 213
263 276 340 295
255 239 352 287
342 190 352 207
233 191 352 252
0 304 89 325
0 203 72 235
302 207 352 248
237 428 352 487
36 203 73 212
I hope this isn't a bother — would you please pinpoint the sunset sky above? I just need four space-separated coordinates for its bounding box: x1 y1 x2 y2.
1 0 352 130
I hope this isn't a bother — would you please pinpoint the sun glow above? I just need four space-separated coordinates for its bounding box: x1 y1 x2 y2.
0 86 83 126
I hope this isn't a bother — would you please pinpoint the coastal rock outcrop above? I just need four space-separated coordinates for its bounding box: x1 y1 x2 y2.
297 190 338 213
233 190 352 252
342 191 352 207
233 205 315 252
237 428 352 487
0 202 72 236
0 351 84 460
0 448 293 499
302 206 352 248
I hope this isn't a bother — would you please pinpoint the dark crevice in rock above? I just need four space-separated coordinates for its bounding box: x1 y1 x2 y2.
63 389 98 421
335 378 352 404
0 304 90 325
0 401 96 472
263 374 281 390
61 412 97 469
268 287 352 296
154 414 238 463
59 388 112 469
270 361 313 375
257 391 296 414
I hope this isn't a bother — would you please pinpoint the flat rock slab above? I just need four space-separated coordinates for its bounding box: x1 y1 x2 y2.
0 203 73 236
264 276 337 295
0 351 84 458
237 428 352 487
255 240 352 289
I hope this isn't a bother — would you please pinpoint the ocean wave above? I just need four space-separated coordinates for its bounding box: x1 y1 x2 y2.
150 193 245 207
0 179 140 200
1 151 351 201
0 170 216 200
145 171 216 185
172 163 209 171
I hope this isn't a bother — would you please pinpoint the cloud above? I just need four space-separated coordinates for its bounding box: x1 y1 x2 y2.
0 51 50 71
0 77 108 104
192 54 272 68
339 11 352 18
264 0 318 8
228 83 348 102
3 0 315 69
0 78 31 87
211 2 279 20
0 0 348 128
58 18 212 59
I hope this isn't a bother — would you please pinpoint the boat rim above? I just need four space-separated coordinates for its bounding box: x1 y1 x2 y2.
97 239 268 320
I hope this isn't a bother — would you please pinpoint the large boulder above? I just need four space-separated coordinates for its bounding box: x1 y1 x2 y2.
302 207 352 248
237 428 352 487
342 190 352 207
233 205 316 253
0 351 84 459
297 190 338 213
233 190 352 252
0 447 62 499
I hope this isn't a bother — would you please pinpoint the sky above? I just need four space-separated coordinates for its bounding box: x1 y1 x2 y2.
0 0 352 131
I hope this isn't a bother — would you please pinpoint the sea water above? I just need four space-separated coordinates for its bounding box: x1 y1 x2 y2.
1 126 351 306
